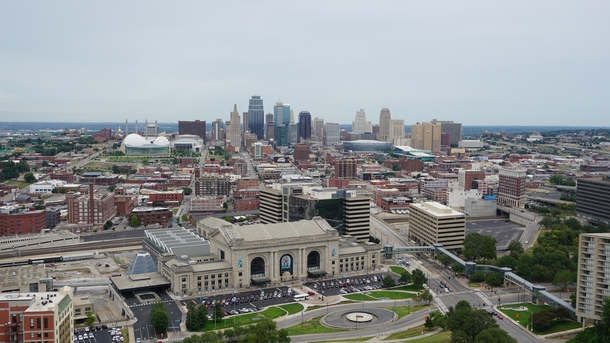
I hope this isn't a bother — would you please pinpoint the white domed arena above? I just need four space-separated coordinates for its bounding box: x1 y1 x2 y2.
121 133 171 156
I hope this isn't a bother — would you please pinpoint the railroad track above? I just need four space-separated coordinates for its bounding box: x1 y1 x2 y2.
0 238 143 260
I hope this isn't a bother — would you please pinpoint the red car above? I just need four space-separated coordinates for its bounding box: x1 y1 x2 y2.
307 291 315 296
497 315 503 320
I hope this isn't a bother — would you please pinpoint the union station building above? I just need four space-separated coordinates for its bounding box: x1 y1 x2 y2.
140 217 381 294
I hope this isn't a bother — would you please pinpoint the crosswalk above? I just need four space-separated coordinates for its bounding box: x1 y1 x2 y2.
128 299 175 308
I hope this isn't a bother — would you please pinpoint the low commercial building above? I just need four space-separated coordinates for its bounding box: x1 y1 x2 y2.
409 201 466 250
130 207 172 228
190 196 225 213
464 198 497 217
234 197 260 212
0 207 47 235
148 190 184 206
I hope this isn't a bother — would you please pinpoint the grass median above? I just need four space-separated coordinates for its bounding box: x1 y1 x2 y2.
284 316 347 336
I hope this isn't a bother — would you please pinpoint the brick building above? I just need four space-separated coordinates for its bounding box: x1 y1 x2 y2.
334 158 357 179
234 188 260 198
66 191 117 226
237 177 259 190
194 173 231 196
148 190 184 206
130 207 173 227
49 171 75 183
0 207 46 235
234 197 260 212
293 144 310 163
190 196 224 213
458 169 486 191
0 287 74 343
497 167 527 208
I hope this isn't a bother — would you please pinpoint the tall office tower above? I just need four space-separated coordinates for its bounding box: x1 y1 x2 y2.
389 119 405 142
274 100 291 146
378 108 392 142
313 117 325 142
411 119 442 152
248 95 265 139
145 120 159 139
212 119 223 141
178 120 206 140
289 109 294 124
326 122 340 146
298 111 312 141
265 113 274 140
438 121 463 147
409 201 466 250
497 167 527 208
576 174 610 224
352 109 367 134
242 111 249 147
229 104 241 149
288 123 298 145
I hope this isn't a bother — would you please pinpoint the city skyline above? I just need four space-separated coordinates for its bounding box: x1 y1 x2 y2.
1 2 609 126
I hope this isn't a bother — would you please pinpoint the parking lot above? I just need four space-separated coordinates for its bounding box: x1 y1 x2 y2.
74 325 121 343
466 219 524 250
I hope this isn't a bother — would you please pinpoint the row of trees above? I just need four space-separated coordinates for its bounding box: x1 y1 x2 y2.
183 318 290 343
0 159 29 181
463 232 498 263
150 300 169 334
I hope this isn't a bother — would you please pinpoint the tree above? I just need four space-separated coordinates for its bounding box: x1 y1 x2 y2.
412 268 427 287
399 271 411 284
104 220 113 230
485 273 503 287
213 301 223 321
108 185 116 192
437 254 450 267
85 312 95 326
392 164 401 171
382 275 396 289
181 213 189 222
429 310 447 329
24 172 36 183
481 235 498 263
463 233 484 261
497 255 517 269
553 270 576 292
182 187 193 195
532 309 556 331
424 315 435 330
549 174 565 185
447 301 499 343
130 215 140 227
452 262 464 274
41 160 49 167
469 272 485 283
507 240 524 257
475 328 518 343
417 290 433 305
150 300 169 334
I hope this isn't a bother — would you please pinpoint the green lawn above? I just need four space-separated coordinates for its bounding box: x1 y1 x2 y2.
381 305 429 320
284 316 347 336
311 337 373 343
343 294 377 301
498 304 581 335
384 325 436 340
390 266 407 274
199 307 287 331
279 303 304 315
392 284 424 292
4 180 30 189
368 291 415 300
406 330 451 343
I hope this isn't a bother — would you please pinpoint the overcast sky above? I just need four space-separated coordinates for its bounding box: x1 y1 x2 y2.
1 1 608 126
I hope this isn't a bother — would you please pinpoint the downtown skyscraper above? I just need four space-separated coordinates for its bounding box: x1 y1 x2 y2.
247 95 264 139
298 111 311 141
274 100 290 146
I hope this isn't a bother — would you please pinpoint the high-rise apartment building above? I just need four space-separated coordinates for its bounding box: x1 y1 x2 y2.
335 158 357 179
247 95 265 139
274 101 290 146
313 117 325 142
0 287 75 343
409 201 466 250
576 232 610 321
352 109 368 134
194 173 231 197
576 175 610 224
378 108 392 142
497 167 527 208
178 120 207 140
411 119 442 153
229 105 241 149
326 122 340 146
439 121 463 147
298 111 312 141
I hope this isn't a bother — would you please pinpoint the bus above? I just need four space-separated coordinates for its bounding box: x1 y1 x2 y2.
293 293 309 301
